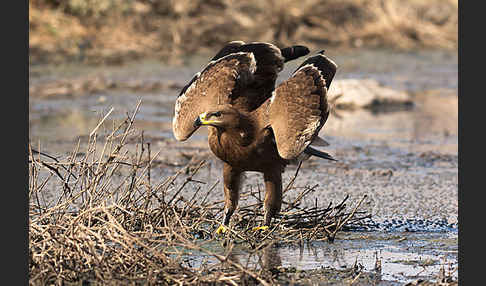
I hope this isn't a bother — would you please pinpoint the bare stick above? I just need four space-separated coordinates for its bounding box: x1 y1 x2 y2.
90 107 114 137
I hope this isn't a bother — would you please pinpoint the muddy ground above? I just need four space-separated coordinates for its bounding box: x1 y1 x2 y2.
29 47 458 285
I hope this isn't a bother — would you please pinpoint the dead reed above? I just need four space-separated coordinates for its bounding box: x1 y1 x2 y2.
29 0 457 65
29 101 370 285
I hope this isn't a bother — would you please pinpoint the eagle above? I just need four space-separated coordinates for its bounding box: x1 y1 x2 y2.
172 41 337 233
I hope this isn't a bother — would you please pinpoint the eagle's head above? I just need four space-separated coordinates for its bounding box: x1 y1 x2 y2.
194 106 242 130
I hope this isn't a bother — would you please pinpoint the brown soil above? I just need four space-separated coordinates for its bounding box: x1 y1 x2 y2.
29 0 457 65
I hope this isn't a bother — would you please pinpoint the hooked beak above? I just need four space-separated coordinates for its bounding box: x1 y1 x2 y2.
194 112 220 127
193 116 202 127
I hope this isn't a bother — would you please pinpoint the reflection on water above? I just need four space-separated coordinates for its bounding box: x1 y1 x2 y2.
323 91 458 155
29 91 174 151
183 231 457 284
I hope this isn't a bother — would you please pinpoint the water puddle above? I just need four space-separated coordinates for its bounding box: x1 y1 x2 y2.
176 231 457 285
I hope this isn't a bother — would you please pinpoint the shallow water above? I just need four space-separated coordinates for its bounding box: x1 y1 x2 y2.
29 48 458 284
180 231 457 285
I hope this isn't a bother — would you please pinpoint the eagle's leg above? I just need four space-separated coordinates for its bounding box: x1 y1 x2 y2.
216 163 242 234
254 167 283 231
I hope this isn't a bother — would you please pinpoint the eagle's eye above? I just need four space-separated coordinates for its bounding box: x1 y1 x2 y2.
213 111 222 117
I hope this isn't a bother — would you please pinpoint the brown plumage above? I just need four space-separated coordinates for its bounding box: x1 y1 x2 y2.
172 41 338 231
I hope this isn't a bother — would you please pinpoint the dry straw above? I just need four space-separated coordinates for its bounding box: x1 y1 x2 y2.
29 0 457 65
29 100 370 285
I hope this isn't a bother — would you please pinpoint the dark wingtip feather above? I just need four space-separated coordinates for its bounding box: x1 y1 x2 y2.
280 45 310 62
294 51 338 89
304 146 337 161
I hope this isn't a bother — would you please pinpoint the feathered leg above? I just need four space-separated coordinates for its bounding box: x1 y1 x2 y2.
254 167 283 231
216 163 242 234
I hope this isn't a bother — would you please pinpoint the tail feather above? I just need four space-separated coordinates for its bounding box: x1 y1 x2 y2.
304 146 337 161
310 136 330 147
280 45 310 62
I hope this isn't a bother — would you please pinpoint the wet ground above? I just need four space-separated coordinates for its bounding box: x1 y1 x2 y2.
29 48 458 284
180 231 457 285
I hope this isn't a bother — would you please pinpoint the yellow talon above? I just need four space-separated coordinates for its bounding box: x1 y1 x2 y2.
216 225 228 234
252 225 269 232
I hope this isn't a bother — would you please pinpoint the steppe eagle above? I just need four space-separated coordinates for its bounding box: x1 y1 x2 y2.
172 41 337 233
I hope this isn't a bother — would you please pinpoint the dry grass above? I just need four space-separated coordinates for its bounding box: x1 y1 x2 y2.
29 0 458 65
29 101 371 285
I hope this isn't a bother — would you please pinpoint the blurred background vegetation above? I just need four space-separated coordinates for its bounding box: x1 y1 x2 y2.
29 0 457 65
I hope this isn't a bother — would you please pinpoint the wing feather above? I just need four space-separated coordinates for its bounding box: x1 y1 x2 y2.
222 42 286 110
173 41 312 142
268 53 337 159
172 52 256 141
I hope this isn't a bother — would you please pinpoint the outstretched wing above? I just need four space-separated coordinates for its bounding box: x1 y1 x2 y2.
268 52 337 160
172 52 256 141
212 41 285 110
173 41 310 141
209 41 310 110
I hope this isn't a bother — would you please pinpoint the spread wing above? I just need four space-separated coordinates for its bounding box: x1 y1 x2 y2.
268 52 337 160
173 41 309 141
211 41 287 110
172 52 256 141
